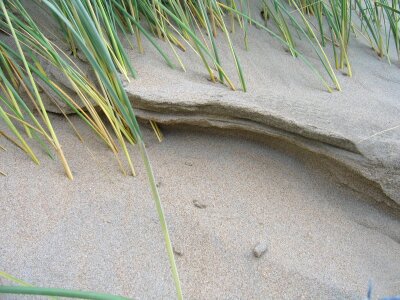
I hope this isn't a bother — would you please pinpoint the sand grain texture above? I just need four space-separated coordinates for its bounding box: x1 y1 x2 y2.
1 117 400 299
22 1 400 207
2 3 400 298
123 27 400 208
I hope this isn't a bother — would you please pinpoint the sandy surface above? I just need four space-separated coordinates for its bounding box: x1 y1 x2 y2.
120 4 400 206
1 115 400 299
10 2 400 206
1 3 400 298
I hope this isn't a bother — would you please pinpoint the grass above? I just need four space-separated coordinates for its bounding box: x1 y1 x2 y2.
1 0 400 299
2 0 399 174
1 0 182 298
0 286 130 300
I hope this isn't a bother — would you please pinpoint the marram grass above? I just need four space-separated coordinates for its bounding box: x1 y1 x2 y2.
2 0 400 175
0 286 129 300
1 0 400 299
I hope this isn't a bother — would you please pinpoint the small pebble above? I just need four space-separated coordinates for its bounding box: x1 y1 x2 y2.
184 161 193 166
253 241 268 258
193 200 207 209
173 246 183 256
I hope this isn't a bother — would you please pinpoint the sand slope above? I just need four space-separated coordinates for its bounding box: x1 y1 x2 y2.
17 1 400 208
1 116 400 299
1 3 400 298
123 25 400 209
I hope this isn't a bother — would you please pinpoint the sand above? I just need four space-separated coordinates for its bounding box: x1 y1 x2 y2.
14 1 400 206
120 7 400 207
1 2 400 299
1 115 400 299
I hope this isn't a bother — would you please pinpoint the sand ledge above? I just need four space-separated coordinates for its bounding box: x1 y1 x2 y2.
127 93 400 211
15 5 400 209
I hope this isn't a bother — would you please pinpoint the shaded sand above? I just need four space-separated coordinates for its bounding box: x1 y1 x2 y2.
1 115 400 299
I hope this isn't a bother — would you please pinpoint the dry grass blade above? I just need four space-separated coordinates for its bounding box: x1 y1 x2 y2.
1 1 73 178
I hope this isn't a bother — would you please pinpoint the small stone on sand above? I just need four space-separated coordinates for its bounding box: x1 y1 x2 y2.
253 241 268 258
193 200 207 209
173 246 183 256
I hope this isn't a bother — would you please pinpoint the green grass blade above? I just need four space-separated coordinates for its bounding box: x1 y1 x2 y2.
0 286 129 300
